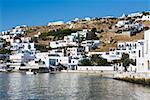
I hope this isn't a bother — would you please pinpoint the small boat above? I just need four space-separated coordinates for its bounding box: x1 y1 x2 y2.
26 69 37 75
0 68 7 72
0 63 7 72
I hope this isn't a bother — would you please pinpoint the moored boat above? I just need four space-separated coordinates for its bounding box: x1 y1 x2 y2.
26 69 37 75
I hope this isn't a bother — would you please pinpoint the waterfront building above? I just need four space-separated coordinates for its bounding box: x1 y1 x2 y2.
35 52 49 63
9 51 36 63
45 54 69 68
112 29 150 73
136 30 150 72
87 39 145 72
68 58 79 70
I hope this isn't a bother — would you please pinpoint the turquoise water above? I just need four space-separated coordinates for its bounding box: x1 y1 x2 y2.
0 73 150 100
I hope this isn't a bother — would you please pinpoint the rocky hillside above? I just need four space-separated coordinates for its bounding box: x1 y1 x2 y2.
24 15 150 52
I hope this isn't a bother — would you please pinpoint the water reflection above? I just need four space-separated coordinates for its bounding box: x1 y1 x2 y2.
0 73 150 100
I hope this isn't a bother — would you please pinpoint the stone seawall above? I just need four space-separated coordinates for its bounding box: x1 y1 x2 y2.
61 70 115 78
113 72 150 86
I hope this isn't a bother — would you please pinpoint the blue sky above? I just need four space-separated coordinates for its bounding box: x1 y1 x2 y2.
0 0 150 31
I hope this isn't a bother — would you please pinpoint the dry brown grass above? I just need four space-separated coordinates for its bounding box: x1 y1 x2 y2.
24 19 148 49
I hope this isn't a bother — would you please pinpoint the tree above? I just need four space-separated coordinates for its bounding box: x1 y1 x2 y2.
0 49 11 54
39 28 81 41
79 54 110 66
86 28 99 40
91 54 100 65
97 57 108 66
79 58 92 66
121 53 129 62
91 54 109 66
91 28 97 33
121 53 130 72
77 33 85 47
35 44 51 52
112 59 121 64
142 11 150 16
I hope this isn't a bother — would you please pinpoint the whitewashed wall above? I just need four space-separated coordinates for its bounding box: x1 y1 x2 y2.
77 66 114 71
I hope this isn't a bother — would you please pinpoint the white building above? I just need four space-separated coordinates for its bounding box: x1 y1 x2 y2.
101 51 121 62
136 30 150 72
36 52 49 62
68 58 79 70
64 35 74 42
96 41 138 63
9 51 36 63
116 21 130 27
127 12 143 17
49 40 67 48
141 15 150 21
48 21 64 26
0 25 26 41
124 23 144 32
67 47 84 58
84 17 91 21
116 41 137 60
113 29 150 73
49 40 77 48
9 37 36 69
49 29 89 48
10 38 35 51
71 29 88 41
45 54 69 67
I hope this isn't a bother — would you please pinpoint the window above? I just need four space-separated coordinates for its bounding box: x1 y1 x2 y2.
134 44 137 49
28 45 31 49
139 50 141 57
116 52 120 55
106 52 109 55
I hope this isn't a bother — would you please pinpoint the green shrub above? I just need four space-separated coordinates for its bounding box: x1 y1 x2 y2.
39 28 81 41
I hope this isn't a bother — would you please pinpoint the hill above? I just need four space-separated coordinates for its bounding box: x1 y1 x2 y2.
24 16 150 52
